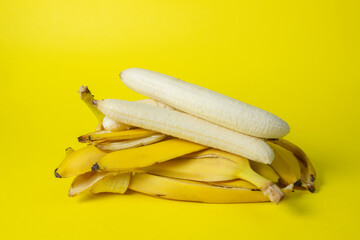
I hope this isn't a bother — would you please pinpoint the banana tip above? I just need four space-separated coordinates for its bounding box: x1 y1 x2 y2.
119 69 129 80
54 168 62 178
77 135 89 143
307 184 316 193
92 163 100 171
68 189 76 197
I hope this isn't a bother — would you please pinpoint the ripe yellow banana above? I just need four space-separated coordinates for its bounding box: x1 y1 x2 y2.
182 149 279 184
95 134 167 151
120 68 290 139
93 99 274 164
129 173 290 204
268 142 302 187
271 139 316 183
185 148 283 189
78 128 156 143
55 145 107 178
269 139 315 192
142 155 284 204
182 149 279 183
93 138 207 172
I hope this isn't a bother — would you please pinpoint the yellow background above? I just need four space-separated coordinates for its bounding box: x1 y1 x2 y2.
1 0 359 239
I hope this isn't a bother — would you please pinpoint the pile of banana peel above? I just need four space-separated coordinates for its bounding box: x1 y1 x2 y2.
55 68 316 204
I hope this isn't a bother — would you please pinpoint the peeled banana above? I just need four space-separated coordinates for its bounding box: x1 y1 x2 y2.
120 68 290 139
93 99 274 164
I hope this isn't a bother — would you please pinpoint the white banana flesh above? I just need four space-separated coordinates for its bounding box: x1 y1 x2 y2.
93 99 274 164
101 99 173 131
120 68 290 139
102 116 132 131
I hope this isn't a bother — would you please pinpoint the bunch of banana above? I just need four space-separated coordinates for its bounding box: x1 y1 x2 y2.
55 68 316 204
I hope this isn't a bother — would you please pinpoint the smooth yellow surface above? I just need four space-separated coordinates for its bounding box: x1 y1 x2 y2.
1 0 359 239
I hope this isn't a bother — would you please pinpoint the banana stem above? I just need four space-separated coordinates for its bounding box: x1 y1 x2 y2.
78 86 105 121
237 167 284 204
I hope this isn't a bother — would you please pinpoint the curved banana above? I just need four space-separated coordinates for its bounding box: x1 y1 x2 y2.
93 138 207 172
120 68 290 139
183 148 279 183
142 155 284 204
129 173 290 204
93 99 274 164
270 139 315 192
55 145 107 178
271 139 316 183
268 142 301 187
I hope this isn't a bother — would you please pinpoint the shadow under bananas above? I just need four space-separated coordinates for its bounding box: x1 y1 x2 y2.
75 190 139 203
